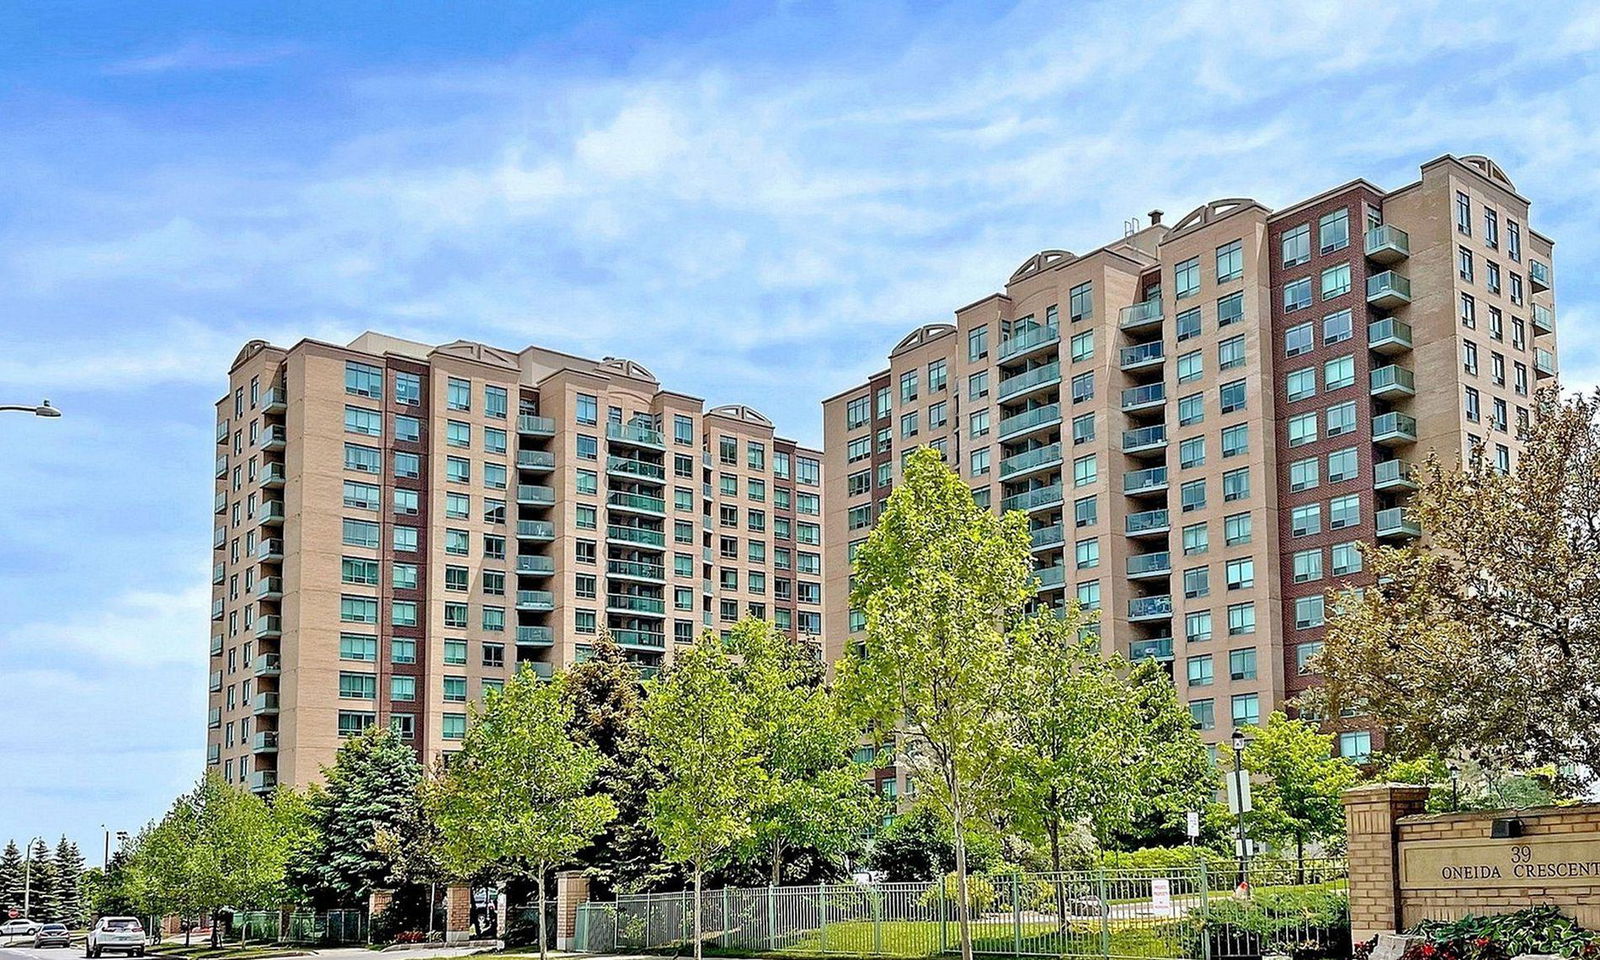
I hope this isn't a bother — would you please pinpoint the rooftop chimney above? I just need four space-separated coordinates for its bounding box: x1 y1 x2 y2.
1148 209 1164 226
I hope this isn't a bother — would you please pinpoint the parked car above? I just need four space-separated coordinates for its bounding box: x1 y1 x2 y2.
35 923 72 948
87 917 145 957
1 918 44 937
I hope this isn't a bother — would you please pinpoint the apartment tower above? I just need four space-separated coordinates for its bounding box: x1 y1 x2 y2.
823 155 1556 789
208 333 824 792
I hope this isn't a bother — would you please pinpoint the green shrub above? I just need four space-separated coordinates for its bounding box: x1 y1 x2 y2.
1407 905 1600 960
917 872 997 917
1186 887 1350 960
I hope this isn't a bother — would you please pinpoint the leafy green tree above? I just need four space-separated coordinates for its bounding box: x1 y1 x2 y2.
53 837 85 926
1106 661 1217 850
726 617 878 885
865 806 1004 882
839 447 1034 960
0 840 24 916
563 632 681 894
641 634 766 960
428 667 617 960
293 726 425 904
1240 712 1358 864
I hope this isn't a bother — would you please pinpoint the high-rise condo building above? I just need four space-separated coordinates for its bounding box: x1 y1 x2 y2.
208 333 825 792
823 154 1556 790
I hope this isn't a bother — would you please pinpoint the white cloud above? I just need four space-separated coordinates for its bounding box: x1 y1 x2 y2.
105 39 302 76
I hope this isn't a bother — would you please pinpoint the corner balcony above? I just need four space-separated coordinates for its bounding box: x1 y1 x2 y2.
1374 459 1417 492
208 707 221 729
1120 382 1167 413
212 562 225 585
210 633 224 655
1119 341 1165 371
214 492 228 515
253 653 281 678
261 424 286 451
614 629 666 650
1364 224 1410 265
606 421 665 449
1000 483 1064 513
213 526 226 549
1368 318 1413 356
606 593 666 617
1366 271 1412 310
1533 304 1555 337
1126 551 1172 580
518 450 556 472
606 524 665 548
255 576 283 601
1122 423 1168 455
607 559 666 582
211 599 224 621
1034 564 1066 590
249 770 278 794
607 490 666 516
215 454 229 479
253 692 280 716
1536 348 1558 379
260 462 286 488
1125 508 1171 538
517 625 553 646
1030 523 1065 551
262 386 287 414
999 442 1063 480
997 360 1062 402
1128 594 1174 622
1369 364 1416 399
259 500 285 527
516 589 555 612
1118 300 1163 332
518 414 557 437
1124 465 1170 497
1529 260 1551 293
252 731 279 754
998 402 1062 441
1372 412 1418 447
517 555 555 576
1129 636 1175 662
258 538 283 562
255 615 282 638
517 519 556 541
1375 507 1421 540
518 484 556 506
996 323 1060 363
216 419 230 445
607 456 666 481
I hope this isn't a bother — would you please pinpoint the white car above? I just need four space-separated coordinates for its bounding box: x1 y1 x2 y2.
87 917 145 957
1 918 44 938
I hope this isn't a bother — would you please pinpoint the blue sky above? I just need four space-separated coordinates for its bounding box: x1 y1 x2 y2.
2 0 1599 854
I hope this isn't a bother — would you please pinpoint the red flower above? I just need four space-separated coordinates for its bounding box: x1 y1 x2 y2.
1423 944 1437 957
1474 939 1490 949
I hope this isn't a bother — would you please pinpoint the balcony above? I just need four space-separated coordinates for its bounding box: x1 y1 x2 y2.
1375 507 1421 540
1126 551 1172 580
606 421 665 449
1372 412 1418 447
259 500 285 526
997 361 1061 402
216 420 230 444
1529 259 1551 292
517 555 555 576
253 654 281 677
1034 564 1067 590
1030 523 1065 551
215 454 229 479
1368 318 1413 356
1366 271 1412 309
262 386 287 413
1533 304 1555 337
1118 300 1163 331
1124 465 1169 496
214 492 228 514
1370 364 1416 399
1125 508 1171 537
211 599 224 621
1119 341 1165 371
255 577 283 600
1120 382 1167 413
607 490 666 515
1364 224 1410 265
1122 423 1168 454
255 615 282 638
518 414 557 436
516 589 555 611
614 629 666 650
607 593 666 616
210 633 224 656
1128 594 1173 621
1000 483 1064 513
212 562 225 585
997 403 1062 441
206 743 220 764
258 538 283 562
517 625 554 646
518 484 556 506
522 660 556 679
253 731 279 754
517 519 556 541
261 424 286 451
209 670 223 692
253 692 280 716
249 771 278 794
1374 459 1417 492
999 442 1063 480
1536 348 1557 379
1129 636 1175 662
607 559 666 581
208 707 222 729
213 526 226 549
260 462 286 488
518 450 556 472
607 456 666 481
996 323 1060 362
607 524 665 548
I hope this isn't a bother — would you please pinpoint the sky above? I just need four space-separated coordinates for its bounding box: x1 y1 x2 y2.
2 0 1599 855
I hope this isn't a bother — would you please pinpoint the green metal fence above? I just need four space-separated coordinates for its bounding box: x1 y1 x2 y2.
574 859 1347 960
230 908 367 945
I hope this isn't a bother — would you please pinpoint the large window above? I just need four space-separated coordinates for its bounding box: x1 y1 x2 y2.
346 361 382 398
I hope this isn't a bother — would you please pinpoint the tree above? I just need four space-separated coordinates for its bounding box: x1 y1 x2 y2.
293 726 425 904
1306 389 1600 791
0 841 24 916
726 617 878 885
838 447 1034 960
1106 661 1218 850
640 634 766 960
563 632 681 895
865 806 1005 882
26 838 56 921
53 837 85 926
428 667 617 960
1240 712 1358 866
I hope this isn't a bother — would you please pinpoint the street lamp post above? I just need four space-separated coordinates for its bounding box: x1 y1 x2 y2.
1231 729 1251 888
23 836 43 919
0 400 62 417
1448 762 1462 810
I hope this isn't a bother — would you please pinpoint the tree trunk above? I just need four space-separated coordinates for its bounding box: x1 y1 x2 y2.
771 840 784 888
953 813 973 960
536 865 548 960
1295 835 1305 886
693 861 703 960
1047 814 1067 930
211 910 220 949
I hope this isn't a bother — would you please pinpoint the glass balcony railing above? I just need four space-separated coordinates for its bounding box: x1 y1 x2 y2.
1529 260 1551 291
1119 341 1165 368
1367 318 1413 354
1376 507 1421 539
258 538 283 561
606 421 665 448
1370 364 1416 396
517 519 556 539
1372 412 1418 445
1533 304 1555 335
1120 383 1167 410
216 420 230 444
1127 552 1172 578
517 555 555 575
253 731 279 752
607 456 666 480
210 633 224 655
997 361 1061 400
1125 508 1170 535
1124 466 1169 494
607 491 666 514
255 615 282 637
518 484 556 505
1118 300 1163 329
1001 483 1064 512
211 599 225 620
1030 523 1064 549
1536 348 1558 377
1000 442 1062 478
215 455 229 478
1128 595 1173 620
518 450 556 470
607 559 666 580
255 577 283 599
1364 224 1410 263
260 462 286 487
262 386 287 412
996 324 1060 361
259 500 285 524
608 524 665 547
517 589 555 610
614 629 666 649
1374 459 1416 490
214 492 228 514
1129 636 1174 661
1367 270 1412 307
998 403 1061 438
253 692 280 715
518 414 557 435
1122 423 1168 452
253 654 281 676
261 424 286 450
250 771 278 793
607 593 666 615
517 625 553 645
1034 564 1067 589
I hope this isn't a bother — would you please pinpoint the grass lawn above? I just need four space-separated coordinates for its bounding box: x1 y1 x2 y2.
148 943 310 960
694 917 1192 960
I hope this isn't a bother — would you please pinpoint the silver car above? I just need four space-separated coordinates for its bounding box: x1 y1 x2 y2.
87 917 145 957
35 924 72 948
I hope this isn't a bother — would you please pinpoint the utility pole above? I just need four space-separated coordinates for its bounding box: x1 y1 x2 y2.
23 836 43 919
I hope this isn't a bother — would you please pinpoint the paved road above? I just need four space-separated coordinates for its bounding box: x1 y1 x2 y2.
0 945 508 960
0 944 81 960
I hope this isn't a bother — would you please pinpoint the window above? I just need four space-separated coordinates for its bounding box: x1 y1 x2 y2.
576 435 597 460
339 711 376 737
1319 208 1349 254
967 325 988 362
1189 700 1216 731
1217 292 1244 327
442 714 466 741
1327 447 1358 483
1225 557 1254 590
1181 478 1207 513
1329 494 1360 530
485 385 507 419
1326 402 1357 437
1070 329 1094 362
1071 412 1095 445
846 395 871 429
342 518 379 548
1462 340 1479 376
969 448 990 477
394 372 421 406
445 492 469 519
391 638 416 664
1291 504 1322 537
1456 191 1472 234
1321 263 1351 299
927 360 947 393
446 377 471 411
1283 277 1312 312
968 371 989 400
339 634 376 661
391 676 416 702
1187 655 1214 687
1297 599 1326 635
1323 309 1353 344
1292 548 1322 583
345 405 382 437
1176 308 1202 342
1179 436 1205 470
1230 647 1258 681
1072 454 1098 488
1178 393 1204 426
1227 602 1256 636
1339 731 1372 762
1285 322 1314 358
1186 611 1212 643
1332 542 1362 576
928 402 947 429
443 602 467 628
1460 293 1476 328
1071 371 1094 403
483 464 506 489
445 528 469 555
1218 335 1245 371
1177 350 1203 383
1232 693 1261 727
1458 245 1474 282
339 671 376 699
1221 424 1248 459
1286 367 1316 402
1486 260 1501 294
1074 496 1097 528
345 443 381 474
899 370 918 403
391 600 418 627
394 416 422 443
484 427 506 454
899 412 917 438
575 393 598 425
1215 240 1243 282
342 557 379 585
344 480 380 510
1224 512 1252 546
393 488 419 516
674 415 694 445
1182 523 1208 556
1282 223 1310 266
1219 380 1246 414
1174 256 1200 299
1075 538 1099 569
346 361 382 398
1069 281 1093 322
1324 355 1355 391
446 420 470 448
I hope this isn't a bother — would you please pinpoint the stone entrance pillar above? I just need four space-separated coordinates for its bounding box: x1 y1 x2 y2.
1343 783 1430 942
444 884 474 943
555 870 591 950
